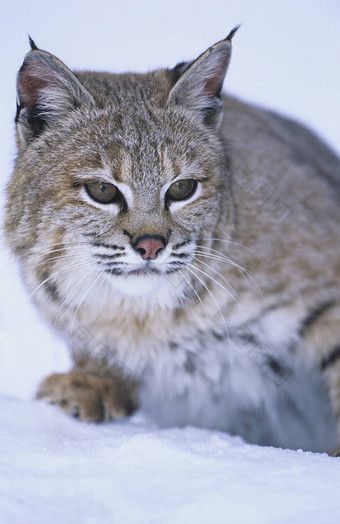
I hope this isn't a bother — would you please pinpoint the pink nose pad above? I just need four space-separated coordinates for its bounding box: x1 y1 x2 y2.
134 236 165 260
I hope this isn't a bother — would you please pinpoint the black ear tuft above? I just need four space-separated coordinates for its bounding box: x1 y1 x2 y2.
226 24 240 41
167 33 235 129
28 35 38 51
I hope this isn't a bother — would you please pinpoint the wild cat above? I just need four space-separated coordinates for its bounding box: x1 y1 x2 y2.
5 28 340 454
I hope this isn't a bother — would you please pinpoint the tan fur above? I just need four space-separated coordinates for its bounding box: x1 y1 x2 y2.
37 371 138 422
4 33 340 452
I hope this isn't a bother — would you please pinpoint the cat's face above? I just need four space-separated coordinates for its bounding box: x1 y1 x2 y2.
6 34 234 312
18 106 226 307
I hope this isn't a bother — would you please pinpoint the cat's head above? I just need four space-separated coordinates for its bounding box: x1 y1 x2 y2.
6 31 237 314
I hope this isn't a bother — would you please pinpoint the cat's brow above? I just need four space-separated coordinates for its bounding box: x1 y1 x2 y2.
168 160 209 182
73 170 120 184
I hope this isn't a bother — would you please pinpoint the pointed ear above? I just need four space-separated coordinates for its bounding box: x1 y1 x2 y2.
16 46 95 144
167 27 239 128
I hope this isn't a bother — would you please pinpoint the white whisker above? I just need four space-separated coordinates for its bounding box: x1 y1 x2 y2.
31 253 85 268
69 269 105 340
30 260 94 299
28 241 92 256
195 247 263 297
187 265 228 331
191 259 256 339
193 257 238 302
53 264 100 329
197 245 248 271
190 262 236 306
197 237 261 258
179 270 213 334
195 251 235 264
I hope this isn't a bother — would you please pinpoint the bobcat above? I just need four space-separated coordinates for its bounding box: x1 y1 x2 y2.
5 29 340 453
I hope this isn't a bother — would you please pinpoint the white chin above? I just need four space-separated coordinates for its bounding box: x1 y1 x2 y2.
107 271 186 311
110 273 170 298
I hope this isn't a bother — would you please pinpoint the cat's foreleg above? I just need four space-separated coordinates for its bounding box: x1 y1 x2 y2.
36 369 138 422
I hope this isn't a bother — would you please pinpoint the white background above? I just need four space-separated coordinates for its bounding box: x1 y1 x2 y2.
0 1 340 522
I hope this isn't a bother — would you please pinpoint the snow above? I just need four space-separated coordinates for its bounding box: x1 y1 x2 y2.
1 1 340 522
1 397 340 524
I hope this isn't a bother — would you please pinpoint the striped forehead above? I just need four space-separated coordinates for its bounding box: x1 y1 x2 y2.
105 142 180 188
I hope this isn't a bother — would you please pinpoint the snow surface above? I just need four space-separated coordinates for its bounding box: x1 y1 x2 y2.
1 1 340 522
1 398 340 524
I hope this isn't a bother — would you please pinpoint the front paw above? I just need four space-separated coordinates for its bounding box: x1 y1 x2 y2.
36 371 138 422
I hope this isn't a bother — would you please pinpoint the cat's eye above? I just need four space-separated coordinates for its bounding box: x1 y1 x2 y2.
166 179 197 202
85 181 118 204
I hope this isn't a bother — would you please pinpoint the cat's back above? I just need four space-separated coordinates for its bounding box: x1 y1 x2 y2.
221 94 340 226
220 94 340 293
222 94 340 199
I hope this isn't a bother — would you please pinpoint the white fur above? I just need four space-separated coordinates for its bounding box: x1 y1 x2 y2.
137 313 337 452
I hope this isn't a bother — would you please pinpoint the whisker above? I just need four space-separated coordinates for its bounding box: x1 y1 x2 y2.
190 262 236 304
195 247 262 296
30 247 125 267
194 253 254 284
193 257 238 302
197 237 261 258
27 246 90 265
70 268 111 370
28 240 92 255
69 269 106 340
191 260 256 340
30 260 94 299
197 245 248 270
53 264 99 328
187 265 228 331
179 270 213 334
195 251 236 264
31 253 86 268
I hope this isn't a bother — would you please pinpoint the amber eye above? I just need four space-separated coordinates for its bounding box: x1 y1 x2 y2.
85 181 118 204
166 179 197 202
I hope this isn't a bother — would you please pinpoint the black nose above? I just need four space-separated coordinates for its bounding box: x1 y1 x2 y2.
134 235 166 260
